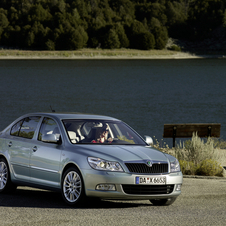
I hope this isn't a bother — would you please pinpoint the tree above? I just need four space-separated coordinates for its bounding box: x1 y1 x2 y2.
29 21 51 49
152 26 168 49
137 32 155 50
0 9 8 42
2 0 226 50
104 28 120 49
109 0 135 25
77 26 88 47
68 28 84 49
0 9 9 28
165 1 187 26
144 2 167 26
127 20 147 49
28 3 52 23
165 1 188 39
114 22 129 48
45 39 55 50
187 0 225 40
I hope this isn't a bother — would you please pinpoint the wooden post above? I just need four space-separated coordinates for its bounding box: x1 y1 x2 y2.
208 126 212 137
173 126 177 147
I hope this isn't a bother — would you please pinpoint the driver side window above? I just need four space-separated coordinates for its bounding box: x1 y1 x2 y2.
38 117 60 141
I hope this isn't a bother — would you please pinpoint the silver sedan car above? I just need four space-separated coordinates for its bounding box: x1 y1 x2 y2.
0 112 182 206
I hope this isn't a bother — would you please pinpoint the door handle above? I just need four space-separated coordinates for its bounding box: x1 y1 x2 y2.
32 146 38 152
8 141 12 147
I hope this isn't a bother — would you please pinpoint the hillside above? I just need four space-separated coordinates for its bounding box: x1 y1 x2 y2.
0 0 226 52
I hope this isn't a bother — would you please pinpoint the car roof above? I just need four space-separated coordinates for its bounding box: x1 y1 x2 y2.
0 112 121 133
25 112 120 121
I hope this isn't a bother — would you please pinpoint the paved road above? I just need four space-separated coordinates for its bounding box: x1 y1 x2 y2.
1 178 226 226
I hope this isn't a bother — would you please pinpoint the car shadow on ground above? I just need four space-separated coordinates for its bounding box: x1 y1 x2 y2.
0 187 151 209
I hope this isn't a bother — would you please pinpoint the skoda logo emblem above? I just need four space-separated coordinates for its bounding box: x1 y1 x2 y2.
146 161 152 167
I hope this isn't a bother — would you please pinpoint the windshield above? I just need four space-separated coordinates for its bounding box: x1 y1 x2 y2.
62 119 147 145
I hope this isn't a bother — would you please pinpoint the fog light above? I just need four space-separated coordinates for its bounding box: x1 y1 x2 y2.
96 184 116 191
175 184 182 191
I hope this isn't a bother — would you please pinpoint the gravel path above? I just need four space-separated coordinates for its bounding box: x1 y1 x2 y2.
1 177 226 226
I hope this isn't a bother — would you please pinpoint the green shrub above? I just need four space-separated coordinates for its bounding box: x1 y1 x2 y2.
179 160 197 175
168 45 181 51
152 134 225 177
196 159 223 177
173 133 225 176
174 132 215 165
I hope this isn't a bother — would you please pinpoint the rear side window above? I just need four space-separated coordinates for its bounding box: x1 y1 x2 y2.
10 120 23 136
10 116 41 139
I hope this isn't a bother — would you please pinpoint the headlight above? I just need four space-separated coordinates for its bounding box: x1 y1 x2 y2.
170 159 181 172
88 157 124 172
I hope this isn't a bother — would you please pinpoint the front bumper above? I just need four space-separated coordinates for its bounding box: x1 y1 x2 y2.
82 169 183 200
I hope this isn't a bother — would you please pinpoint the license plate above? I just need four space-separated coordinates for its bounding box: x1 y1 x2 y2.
136 176 166 184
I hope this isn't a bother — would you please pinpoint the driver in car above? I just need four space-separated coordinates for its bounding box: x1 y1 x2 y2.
92 126 113 143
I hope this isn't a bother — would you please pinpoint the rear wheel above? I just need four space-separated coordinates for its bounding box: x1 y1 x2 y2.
0 158 17 193
61 167 85 205
150 197 177 206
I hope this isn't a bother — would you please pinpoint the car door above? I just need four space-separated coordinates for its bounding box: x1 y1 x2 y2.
29 117 62 188
8 116 41 181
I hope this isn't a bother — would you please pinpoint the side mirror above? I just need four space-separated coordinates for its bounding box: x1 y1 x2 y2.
144 135 153 145
42 134 60 144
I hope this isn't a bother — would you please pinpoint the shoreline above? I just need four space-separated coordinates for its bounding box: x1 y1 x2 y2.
0 49 226 59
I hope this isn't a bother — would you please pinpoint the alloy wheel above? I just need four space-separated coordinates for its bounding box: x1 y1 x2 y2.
0 161 8 190
63 170 82 203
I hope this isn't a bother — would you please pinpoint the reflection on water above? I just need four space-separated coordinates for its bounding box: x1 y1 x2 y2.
1 59 226 147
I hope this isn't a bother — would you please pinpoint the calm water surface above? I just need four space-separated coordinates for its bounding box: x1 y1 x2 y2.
0 59 226 147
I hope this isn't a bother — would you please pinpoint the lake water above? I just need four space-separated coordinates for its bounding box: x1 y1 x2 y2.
0 58 226 147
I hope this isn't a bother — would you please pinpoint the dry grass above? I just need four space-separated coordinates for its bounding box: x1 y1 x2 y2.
153 134 226 177
166 148 226 166
0 48 197 59
215 149 226 177
214 148 226 167
161 147 226 177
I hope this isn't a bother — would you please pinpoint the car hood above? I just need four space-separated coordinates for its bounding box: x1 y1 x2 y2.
77 145 170 162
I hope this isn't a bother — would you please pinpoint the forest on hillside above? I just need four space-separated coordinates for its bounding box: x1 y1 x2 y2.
0 0 226 51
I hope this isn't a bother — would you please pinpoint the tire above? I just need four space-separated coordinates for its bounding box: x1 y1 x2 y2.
61 167 85 206
0 158 17 193
150 197 177 206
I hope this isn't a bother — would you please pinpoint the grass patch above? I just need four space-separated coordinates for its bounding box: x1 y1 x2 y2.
0 48 188 59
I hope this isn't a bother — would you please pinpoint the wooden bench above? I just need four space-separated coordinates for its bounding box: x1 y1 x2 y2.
163 123 221 147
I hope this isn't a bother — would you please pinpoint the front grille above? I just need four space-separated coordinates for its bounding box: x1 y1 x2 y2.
122 185 174 195
125 163 168 174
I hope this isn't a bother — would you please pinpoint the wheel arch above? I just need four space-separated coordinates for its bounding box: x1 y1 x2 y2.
0 154 9 168
0 154 14 179
61 162 84 186
0 154 17 192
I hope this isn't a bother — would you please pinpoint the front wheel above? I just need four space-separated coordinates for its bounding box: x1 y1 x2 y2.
61 167 85 205
149 197 177 206
0 158 17 193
